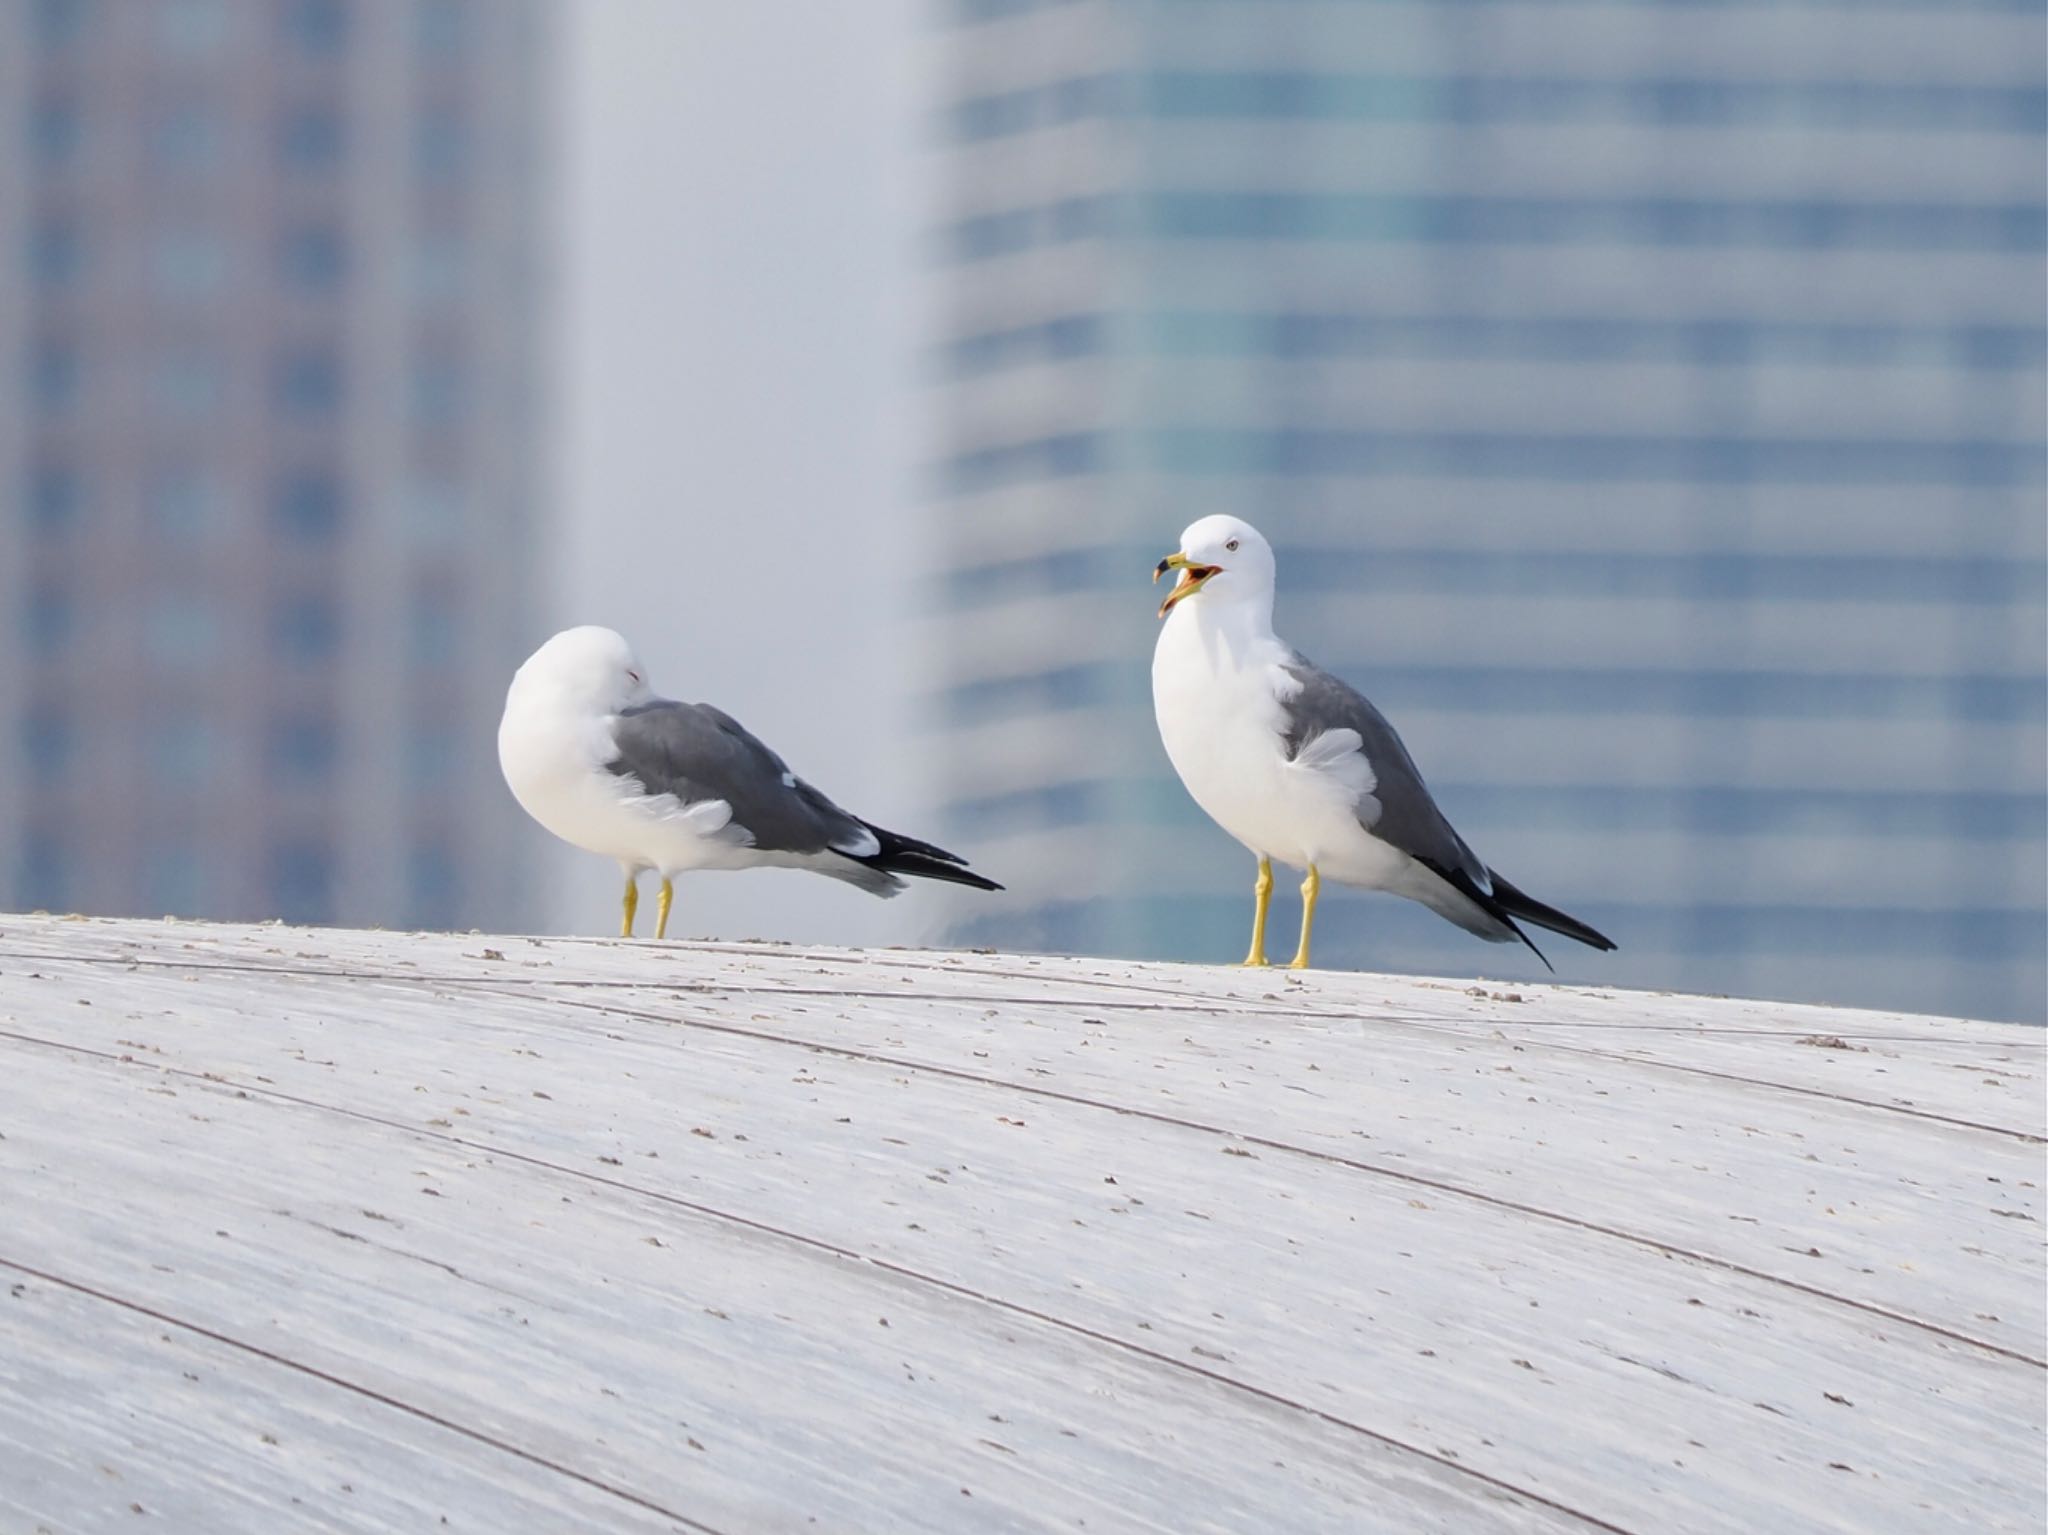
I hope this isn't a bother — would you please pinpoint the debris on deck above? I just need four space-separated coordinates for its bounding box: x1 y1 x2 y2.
1 916 2041 1533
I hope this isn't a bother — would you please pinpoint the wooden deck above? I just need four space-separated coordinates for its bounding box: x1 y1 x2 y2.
0 915 2041 1533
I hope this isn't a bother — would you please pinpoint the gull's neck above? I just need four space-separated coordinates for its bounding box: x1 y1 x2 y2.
1176 587 1281 669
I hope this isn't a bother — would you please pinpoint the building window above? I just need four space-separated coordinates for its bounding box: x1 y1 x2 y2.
145 595 219 666
1049 196 1106 240
21 705 74 785
944 314 1110 375
414 103 468 180
28 463 83 533
279 222 347 292
405 842 460 928
283 0 348 57
406 726 457 787
952 209 1036 262
149 228 227 298
408 598 457 665
1043 314 1102 359
16 828 68 912
416 0 468 55
155 0 227 56
271 594 342 660
1052 76 1111 121
266 839 335 924
405 477 463 546
30 97 82 168
947 433 1101 492
415 0 468 56
271 468 344 539
151 717 214 788
267 715 338 782
144 843 206 915
34 0 92 47
30 218 84 287
147 468 221 539
942 664 1108 725
410 231 466 301
277 104 344 174
1136 190 2045 254
151 105 221 175
30 337 82 413
151 349 224 422
954 0 1082 20
23 587 74 656
952 89 1036 141
272 346 343 416
411 352 466 425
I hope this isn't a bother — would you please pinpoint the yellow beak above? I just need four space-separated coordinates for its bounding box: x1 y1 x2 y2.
1152 551 1218 617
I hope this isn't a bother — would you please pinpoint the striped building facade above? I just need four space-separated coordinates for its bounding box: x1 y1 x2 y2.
923 0 2046 1020
0 0 548 931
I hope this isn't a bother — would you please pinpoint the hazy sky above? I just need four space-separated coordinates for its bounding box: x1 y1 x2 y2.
548 3 952 946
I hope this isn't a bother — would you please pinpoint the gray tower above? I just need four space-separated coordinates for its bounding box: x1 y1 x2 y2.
924 0 2046 1020
1 0 549 930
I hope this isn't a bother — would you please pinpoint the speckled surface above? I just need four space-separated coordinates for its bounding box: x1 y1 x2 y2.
1 916 2041 1533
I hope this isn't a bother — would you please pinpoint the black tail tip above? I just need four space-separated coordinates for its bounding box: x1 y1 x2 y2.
897 856 1001 893
859 824 1003 893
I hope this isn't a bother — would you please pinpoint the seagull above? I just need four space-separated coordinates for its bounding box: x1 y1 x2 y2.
499 626 1000 938
1151 516 1615 971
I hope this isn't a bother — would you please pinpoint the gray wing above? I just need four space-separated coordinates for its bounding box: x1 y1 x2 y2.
605 700 878 858
1281 658 1489 889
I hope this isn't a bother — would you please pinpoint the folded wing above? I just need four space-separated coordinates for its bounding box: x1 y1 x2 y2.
1279 658 1614 967
607 700 877 858
606 700 1002 897
1281 659 1492 894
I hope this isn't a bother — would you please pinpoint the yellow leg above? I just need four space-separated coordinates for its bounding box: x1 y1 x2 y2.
620 876 639 938
1240 856 1273 967
1288 864 1321 970
655 878 673 940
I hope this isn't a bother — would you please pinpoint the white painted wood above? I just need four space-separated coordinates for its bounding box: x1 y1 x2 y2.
0 916 2040 1534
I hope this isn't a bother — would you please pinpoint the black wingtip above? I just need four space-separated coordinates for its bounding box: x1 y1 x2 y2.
892 856 1004 893
1505 918 1556 974
855 822 1003 893
1488 871 1618 954
1420 857 1611 966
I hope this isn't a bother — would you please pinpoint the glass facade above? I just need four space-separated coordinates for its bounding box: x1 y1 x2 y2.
928 0 2046 1022
1 0 548 932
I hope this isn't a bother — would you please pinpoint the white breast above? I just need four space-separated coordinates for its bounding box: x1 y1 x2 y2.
1151 607 1373 871
497 694 745 875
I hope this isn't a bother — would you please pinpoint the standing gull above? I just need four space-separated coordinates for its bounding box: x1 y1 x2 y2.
1151 517 1615 971
499 626 1000 937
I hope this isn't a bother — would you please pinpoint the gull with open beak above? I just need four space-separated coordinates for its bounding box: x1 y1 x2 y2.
1151 516 1616 970
1155 549 1222 615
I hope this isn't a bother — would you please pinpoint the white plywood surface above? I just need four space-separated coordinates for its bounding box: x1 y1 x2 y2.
0 915 2041 1534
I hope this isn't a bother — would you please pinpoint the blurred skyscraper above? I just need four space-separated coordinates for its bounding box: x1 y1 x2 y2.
925 0 2046 1020
0 0 548 930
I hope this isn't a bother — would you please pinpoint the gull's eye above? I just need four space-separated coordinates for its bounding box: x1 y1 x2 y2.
1225 538 1239 552
627 669 641 684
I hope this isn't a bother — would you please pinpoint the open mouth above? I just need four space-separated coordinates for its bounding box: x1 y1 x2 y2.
1153 558 1220 617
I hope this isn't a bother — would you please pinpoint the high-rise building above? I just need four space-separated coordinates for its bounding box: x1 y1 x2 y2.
924 0 2046 1021
0 0 547 931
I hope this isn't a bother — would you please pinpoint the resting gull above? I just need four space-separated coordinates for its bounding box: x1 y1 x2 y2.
499 626 1001 937
1151 516 1615 971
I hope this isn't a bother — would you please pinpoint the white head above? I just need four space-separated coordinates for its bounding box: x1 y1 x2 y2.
1153 515 1277 619
507 625 655 714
